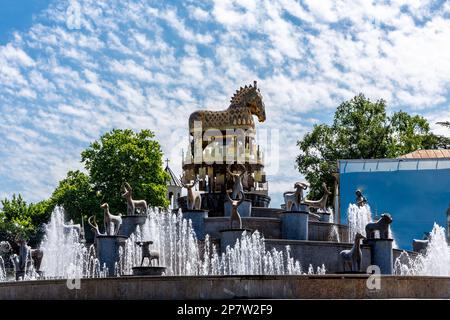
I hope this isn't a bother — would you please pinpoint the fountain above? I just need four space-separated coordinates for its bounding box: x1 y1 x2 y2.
0 81 449 299
395 223 450 276
40 207 107 279
347 203 372 241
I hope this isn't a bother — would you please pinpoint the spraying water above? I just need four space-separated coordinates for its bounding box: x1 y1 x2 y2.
327 209 340 242
39 206 107 279
347 203 372 241
394 223 450 276
2 207 325 281
0 257 6 281
120 208 326 275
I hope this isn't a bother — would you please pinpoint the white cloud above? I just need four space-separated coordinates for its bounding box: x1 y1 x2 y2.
0 0 449 209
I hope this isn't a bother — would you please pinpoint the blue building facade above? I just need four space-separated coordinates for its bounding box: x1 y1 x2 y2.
338 158 450 249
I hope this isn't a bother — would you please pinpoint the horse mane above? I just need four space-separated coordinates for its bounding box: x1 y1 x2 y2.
229 83 259 106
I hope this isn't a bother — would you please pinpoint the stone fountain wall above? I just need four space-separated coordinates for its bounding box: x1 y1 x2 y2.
0 275 448 299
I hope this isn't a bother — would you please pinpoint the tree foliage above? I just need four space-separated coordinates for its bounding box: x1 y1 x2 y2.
50 170 101 224
296 94 447 203
81 129 169 214
0 194 52 246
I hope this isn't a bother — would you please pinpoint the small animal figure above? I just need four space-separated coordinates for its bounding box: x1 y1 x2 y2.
63 222 83 239
365 213 393 239
227 164 247 199
100 203 122 235
225 190 245 229
304 183 332 212
339 232 365 272
122 182 148 215
181 177 202 210
15 239 44 273
136 241 160 266
283 182 308 211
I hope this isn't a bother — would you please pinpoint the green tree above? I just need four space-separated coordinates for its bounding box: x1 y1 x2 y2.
50 170 100 224
0 194 52 246
296 94 446 202
81 129 169 214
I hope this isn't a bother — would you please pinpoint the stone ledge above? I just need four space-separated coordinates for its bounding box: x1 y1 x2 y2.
0 275 449 299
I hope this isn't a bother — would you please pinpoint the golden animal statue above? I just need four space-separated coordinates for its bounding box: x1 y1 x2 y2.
225 190 245 229
189 81 266 133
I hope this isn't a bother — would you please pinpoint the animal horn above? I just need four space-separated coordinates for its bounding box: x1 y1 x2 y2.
254 80 257 88
237 191 245 206
88 215 97 229
227 164 237 177
179 175 187 188
238 164 247 177
225 190 232 203
125 182 132 191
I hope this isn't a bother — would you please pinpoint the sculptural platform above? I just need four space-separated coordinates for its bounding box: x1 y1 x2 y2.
179 192 271 217
219 228 253 253
132 266 166 276
224 199 252 217
1 275 449 299
281 211 309 240
119 215 147 237
96 235 128 276
182 209 208 240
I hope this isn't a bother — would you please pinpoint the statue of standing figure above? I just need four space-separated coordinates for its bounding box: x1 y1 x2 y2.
227 164 246 199
339 232 365 272
304 183 332 212
225 190 245 229
136 241 160 266
180 177 202 210
283 182 308 211
355 189 367 207
11 239 43 280
122 182 148 215
100 203 122 235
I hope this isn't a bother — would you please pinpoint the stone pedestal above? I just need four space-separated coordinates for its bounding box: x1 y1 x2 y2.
132 266 166 276
219 229 252 253
119 215 147 238
281 210 309 240
96 235 127 276
224 199 252 217
319 212 331 222
366 238 393 275
182 210 208 240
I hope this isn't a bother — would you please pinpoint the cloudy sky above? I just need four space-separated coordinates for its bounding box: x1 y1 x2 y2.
0 0 449 207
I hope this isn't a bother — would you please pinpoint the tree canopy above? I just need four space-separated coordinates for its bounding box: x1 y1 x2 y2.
81 129 169 214
0 194 52 246
0 129 169 245
50 170 101 224
296 94 449 203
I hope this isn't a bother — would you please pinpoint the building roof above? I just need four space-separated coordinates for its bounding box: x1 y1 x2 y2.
398 149 450 159
165 163 182 187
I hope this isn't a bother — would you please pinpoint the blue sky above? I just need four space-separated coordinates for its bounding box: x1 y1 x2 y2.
0 0 450 209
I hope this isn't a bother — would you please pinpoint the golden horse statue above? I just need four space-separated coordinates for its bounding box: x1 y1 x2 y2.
189 81 266 133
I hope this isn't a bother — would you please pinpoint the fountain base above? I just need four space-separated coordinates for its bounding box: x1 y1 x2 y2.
96 235 128 276
281 210 309 240
224 200 252 217
132 266 166 276
219 228 253 253
119 215 147 237
365 238 393 275
182 209 208 240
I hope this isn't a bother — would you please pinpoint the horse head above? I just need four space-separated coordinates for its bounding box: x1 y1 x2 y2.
231 81 266 123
